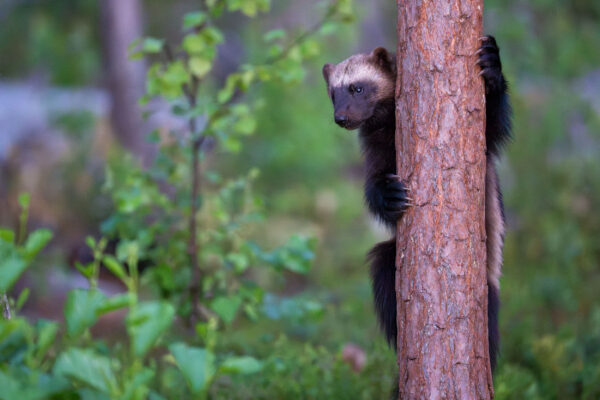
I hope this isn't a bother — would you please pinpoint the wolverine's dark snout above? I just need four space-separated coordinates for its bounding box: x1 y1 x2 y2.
334 113 348 127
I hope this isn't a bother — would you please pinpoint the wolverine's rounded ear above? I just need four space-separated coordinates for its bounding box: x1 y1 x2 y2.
322 63 333 85
371 47 393 70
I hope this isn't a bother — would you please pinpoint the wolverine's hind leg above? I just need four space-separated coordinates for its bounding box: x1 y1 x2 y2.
478 35 512 156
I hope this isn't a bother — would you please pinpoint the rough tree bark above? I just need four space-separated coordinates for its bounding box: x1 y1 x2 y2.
395 0 493 398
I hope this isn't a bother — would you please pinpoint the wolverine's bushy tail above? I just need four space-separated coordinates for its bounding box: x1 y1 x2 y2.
488 282 500 372
368 239 397 349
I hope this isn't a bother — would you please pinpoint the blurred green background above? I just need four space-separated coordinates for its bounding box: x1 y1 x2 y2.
0 0 599 399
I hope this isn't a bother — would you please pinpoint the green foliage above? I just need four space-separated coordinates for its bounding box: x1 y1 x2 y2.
0 0 100 85
169 343 216 395
126 301 175 357
5 0 599 397
482 1 600 397
64 289 106 336
53 348 118 395
208 336 395 399
219 355 263 374
0 1 362 398
0 199 53 294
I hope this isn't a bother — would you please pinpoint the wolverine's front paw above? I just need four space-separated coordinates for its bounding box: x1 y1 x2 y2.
381 174 411 221
477 36 503 93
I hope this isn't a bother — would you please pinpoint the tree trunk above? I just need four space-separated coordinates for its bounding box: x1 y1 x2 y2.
100 0 149 163
395 0 493 398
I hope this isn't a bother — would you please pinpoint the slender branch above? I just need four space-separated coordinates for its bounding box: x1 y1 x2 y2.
157 0 338 322
188 80 207 321
162 43 207 322
1 293 11 320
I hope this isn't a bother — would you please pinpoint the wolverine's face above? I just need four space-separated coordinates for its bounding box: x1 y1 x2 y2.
322 47 395 130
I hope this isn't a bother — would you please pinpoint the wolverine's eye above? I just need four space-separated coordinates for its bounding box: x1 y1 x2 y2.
349 84 363 95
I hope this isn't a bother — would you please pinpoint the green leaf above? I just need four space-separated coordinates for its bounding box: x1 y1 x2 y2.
226 253 249 272
220 356 263 374
217 74 239 104
64 289 107 336
126 301 175 357
147 61 189 99
142 37 164 54
35 320 59 361
53 348 117 394
319 21 338 35
96 293 134 315
0 243 28 292
0 370 24 400
189 57 212 78
227 0 270 16
15 288 29 310
222 136 242 153
120 367 154 400
22 229 52 260
75 262 94 279
210 296 241 324
182 33 206 54
299 39 320 58
263 29 285 42
79 389 111 400
243 303 259 321
18 193 30 209
0 228 15 243
233 115 256 135
169 343 215 395
280 251 309 274
276 235 316 274
85 236 96 249
162 61 189 97
0 318 31 346
102 256 127 281
116 240 141 264
203 27 224 44
0 369 68 400
238 69 255 90
183 11 207 29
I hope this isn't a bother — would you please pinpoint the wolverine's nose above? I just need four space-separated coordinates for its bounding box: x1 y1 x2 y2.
334 114 347 127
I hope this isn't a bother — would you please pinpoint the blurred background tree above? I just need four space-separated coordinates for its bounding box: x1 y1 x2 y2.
0 0 599 398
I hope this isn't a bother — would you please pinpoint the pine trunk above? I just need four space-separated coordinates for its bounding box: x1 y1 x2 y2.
100 0 148 162
394 0 493 398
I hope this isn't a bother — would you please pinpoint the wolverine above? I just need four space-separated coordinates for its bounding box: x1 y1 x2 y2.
322 36 511 370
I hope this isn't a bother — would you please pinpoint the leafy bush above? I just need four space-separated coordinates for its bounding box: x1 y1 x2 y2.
0 1 360 399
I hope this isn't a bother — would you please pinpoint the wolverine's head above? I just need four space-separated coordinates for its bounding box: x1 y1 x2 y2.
322 47 396 130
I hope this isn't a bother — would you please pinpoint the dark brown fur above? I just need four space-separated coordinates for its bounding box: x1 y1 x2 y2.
323 37 511 371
